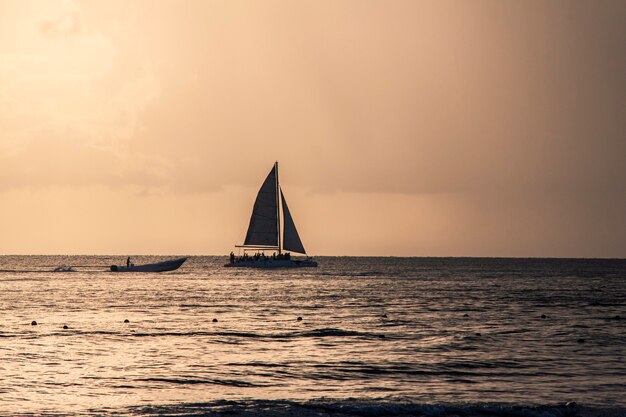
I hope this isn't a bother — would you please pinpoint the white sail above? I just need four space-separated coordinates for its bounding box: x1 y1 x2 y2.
243 165 279 247
281 188 306 254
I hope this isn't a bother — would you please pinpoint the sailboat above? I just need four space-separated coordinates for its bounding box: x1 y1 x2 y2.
225 162 318 268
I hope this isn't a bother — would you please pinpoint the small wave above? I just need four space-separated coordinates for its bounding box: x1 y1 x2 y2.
295 328 377 338
120 399 625 417
589 301 626 307
317 271 389 277
132 331 228 337
25 329 381 341
67 330 122 336
131 328 381 339
226 361 289 368
380 319 414 327
136 377 263 387
308 363 499 378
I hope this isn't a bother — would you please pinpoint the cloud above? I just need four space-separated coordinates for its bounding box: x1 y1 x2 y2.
0 130 170 191
3 1 624 197
1 0 161 190
97 0 622 199
39 1 84 38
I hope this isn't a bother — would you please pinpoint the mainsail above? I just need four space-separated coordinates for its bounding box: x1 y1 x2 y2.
281 188 306 254
243 165 279 247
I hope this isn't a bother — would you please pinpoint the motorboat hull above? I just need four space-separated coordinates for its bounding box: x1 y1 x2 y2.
110 257 187 272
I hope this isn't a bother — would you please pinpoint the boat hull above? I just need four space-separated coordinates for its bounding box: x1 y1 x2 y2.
224 259 318 268
110 257 187 272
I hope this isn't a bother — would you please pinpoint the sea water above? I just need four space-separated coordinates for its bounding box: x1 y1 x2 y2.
0 256 624 416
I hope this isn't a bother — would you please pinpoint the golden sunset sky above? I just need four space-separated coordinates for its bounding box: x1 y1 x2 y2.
1 0 624 256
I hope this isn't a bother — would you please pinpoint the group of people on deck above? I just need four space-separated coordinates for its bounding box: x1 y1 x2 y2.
229 251 291 264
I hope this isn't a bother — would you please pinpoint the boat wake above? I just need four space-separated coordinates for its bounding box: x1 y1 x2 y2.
52 266 75 272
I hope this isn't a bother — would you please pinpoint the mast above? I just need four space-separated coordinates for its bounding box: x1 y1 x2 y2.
275 161 281 255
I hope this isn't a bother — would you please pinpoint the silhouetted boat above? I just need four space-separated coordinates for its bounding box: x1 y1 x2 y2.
110 257 187 272
225 162 317 268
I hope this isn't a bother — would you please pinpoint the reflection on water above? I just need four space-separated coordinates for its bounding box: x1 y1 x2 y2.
0 256 624 415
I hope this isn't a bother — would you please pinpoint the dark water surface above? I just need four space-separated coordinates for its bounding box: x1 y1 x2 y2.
0 256 624 416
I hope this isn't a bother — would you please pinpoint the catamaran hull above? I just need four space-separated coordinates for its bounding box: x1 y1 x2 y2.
110 257 187 272
224 259 318 268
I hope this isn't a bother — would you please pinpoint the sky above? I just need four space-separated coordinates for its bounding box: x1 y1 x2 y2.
1 0 625 257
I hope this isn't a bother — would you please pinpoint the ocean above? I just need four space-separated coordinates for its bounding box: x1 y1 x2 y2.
0 256 624 416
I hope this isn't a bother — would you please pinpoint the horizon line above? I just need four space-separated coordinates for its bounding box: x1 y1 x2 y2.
0 254 624 261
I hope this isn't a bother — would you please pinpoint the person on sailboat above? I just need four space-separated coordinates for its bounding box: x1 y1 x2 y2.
229 252 235 264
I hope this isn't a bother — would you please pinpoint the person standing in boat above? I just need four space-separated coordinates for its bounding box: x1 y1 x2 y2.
126 257 131 267
229 252 235 264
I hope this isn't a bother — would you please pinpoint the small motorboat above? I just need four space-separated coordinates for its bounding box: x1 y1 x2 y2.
110 257 187 272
